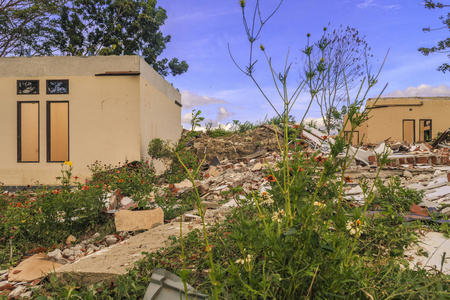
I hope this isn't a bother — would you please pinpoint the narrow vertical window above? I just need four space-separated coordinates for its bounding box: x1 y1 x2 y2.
47 102 69 162
402 120 415 144
18 102 40 162
419 119 432 142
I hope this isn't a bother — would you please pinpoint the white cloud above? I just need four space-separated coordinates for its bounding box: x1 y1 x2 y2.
217 106 232 121
357 0 375 8
181 112 193 124
357 0 400 9
181 91 227 110
384 84 450 97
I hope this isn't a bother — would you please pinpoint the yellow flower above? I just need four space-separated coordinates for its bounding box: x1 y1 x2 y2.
64 161 73 166
21 220 26 223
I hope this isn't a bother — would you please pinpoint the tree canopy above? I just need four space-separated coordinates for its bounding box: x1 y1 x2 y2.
0 0 188 76
0 0 64 57
419 1 450 73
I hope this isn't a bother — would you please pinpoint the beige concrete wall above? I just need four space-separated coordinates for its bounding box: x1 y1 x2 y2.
344 97 450 144
0 55 180 185
139 58 182 172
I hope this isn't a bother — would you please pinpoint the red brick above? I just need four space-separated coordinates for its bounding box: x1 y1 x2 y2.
406 157 414 164
415 156 428 164
431 156 437 165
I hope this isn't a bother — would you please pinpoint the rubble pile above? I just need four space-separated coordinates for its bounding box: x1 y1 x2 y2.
2 125 450 297
0 232 131 298
187 125 281 161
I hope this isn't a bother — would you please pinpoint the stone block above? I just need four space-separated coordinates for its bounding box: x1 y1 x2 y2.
8 253 62 282
114 208 164 232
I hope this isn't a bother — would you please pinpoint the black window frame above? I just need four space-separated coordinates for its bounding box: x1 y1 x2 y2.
17 80 39 95
46 80 69 94
46 101 70 163
17 101 40 163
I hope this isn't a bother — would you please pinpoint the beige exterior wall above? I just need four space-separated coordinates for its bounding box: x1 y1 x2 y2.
0 56 181 185
344 97 450 144
138 58 182 172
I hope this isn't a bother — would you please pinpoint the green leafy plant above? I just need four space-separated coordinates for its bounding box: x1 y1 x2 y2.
371 176 424 212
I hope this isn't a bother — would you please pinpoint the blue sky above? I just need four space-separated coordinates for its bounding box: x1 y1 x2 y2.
159 0 449 127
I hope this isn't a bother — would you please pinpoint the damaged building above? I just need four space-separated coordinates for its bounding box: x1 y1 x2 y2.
0 56 182 186
344 96 450 145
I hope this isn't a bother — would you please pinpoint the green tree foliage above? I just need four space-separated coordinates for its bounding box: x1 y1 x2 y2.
419 1 450 73
0 0 64 57
53 0 188 76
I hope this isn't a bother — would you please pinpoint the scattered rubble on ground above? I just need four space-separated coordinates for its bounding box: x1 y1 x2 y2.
1 124 450 298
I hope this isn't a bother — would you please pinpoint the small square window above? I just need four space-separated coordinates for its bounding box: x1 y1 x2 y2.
17 80 39 94
47 80 69 94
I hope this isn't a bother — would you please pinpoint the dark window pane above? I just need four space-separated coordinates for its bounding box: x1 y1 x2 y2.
47 80 69 94
17 80 39 94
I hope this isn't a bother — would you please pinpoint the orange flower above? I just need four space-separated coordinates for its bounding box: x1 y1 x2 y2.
298 167 304 172
321 135 328 140
82 186 89 190
344 176 353 183
314 156 326 163
52 190 60 194
95 185 100 188
116 171 121 174
118 179 124 183
265 175 277 182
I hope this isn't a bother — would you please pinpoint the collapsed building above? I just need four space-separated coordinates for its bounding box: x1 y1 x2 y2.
344 96 450 145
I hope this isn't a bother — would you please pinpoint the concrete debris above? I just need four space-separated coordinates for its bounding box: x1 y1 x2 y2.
114 208 164 232
405 231 450 275
8 253 62 282
143 268 208 300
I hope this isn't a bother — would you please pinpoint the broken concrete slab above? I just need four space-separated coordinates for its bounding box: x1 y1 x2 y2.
424 186 450 201
405 231 450 275
8 253 62 282
55 223 202 284
143 268 207 300
114 208 164 232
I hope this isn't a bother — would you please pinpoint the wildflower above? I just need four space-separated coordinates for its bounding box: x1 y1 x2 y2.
118 179 124 183
236 254 253 265
73 176 79 180
314 155 326 163
321 135 328 140
265 175 277 182
52 190 60 194
344 176 353 183
64 161 73 166
82 186 89 190
21 220 26 223
239 0 246 8
260 43 265 51
298 167 304 172
346 219 363 236
271 209 285 223
314 201 326 209
260 191 274 206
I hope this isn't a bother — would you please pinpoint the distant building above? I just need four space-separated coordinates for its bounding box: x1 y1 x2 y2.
0 56 182 185
344 97 450 145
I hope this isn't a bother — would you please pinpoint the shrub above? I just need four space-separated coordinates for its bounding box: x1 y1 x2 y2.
371 176 424 212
